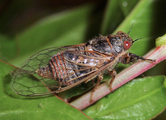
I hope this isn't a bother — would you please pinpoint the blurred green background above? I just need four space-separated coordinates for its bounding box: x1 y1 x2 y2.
0 0 104 36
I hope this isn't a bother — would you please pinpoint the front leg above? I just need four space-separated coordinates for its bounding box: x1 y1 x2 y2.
107 70 117 92
122 53 155 64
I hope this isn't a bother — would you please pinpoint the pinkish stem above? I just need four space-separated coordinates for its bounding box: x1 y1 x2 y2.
70 45 166 110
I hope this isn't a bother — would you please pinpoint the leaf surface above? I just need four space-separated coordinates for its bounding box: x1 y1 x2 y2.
84 76 166 120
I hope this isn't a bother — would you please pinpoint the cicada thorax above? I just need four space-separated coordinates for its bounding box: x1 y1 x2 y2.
86 33 131 58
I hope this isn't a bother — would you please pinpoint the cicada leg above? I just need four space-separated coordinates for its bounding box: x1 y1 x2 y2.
108 70 117 92
122 53 155 64
90 74 103 102
58 86 62 91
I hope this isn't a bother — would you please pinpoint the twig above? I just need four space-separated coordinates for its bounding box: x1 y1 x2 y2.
70 45 166 110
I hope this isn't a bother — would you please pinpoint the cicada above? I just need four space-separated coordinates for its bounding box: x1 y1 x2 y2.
12 31 155 98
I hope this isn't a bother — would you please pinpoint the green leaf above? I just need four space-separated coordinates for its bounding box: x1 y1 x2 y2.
101 0 139 35
17 5 92 54
0 61 90 120
84 76 166 120
0 34 16 60
156 34 166 46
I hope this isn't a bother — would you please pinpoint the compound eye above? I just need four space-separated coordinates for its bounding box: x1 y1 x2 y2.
124 40 131 49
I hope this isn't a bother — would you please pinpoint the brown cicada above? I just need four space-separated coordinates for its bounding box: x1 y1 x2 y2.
12 31 155 98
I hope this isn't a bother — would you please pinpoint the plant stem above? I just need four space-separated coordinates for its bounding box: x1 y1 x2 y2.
70 45 166 110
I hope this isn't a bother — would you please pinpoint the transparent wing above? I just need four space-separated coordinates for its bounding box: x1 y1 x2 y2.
12 47 66 96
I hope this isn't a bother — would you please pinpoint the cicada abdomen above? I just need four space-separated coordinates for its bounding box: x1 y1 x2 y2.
36 47 103 87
